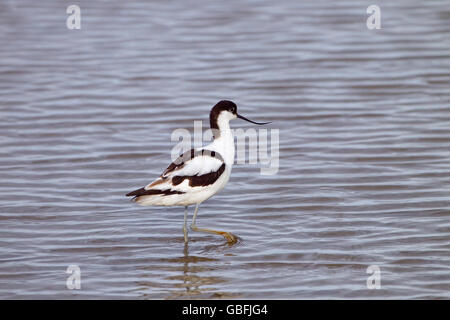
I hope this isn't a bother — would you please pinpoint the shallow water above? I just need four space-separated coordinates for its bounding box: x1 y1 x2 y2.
0 0 450 299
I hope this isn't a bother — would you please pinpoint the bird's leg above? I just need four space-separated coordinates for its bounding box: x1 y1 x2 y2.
190 203 238 244
191 203 199 227
183 206 188 243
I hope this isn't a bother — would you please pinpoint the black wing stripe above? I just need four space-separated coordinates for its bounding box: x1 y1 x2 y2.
126 187 185 197
172 163 226 187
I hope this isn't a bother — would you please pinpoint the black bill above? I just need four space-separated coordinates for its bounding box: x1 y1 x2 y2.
237 114 271 125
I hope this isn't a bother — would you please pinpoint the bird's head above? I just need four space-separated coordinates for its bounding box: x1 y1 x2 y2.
210 100 270 132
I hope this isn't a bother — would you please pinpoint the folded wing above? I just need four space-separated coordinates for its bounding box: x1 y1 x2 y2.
126 149 225 200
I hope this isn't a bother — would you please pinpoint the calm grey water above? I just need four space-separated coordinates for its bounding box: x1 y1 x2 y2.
1 0 450 299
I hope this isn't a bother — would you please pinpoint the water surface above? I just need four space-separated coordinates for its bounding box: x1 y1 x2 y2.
0 0 450 299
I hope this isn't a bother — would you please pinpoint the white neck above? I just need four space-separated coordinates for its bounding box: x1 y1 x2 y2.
207 117 235 166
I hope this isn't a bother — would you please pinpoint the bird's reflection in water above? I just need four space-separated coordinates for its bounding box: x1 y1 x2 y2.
165 238 241 299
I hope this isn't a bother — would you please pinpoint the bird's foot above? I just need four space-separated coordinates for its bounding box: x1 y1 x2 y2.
191 225 238 244
217 231 238 244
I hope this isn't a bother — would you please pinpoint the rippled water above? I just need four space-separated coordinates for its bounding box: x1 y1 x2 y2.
1 0 450 299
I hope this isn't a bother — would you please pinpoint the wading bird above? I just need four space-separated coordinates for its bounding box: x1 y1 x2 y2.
126 100 270 243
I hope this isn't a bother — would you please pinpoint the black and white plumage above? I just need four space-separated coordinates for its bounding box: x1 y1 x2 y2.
126 149 227 206
126 100 270 243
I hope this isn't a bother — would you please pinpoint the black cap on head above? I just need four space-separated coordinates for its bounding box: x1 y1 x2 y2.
214 100 237 114
209 100 270 134
210 100 237 130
